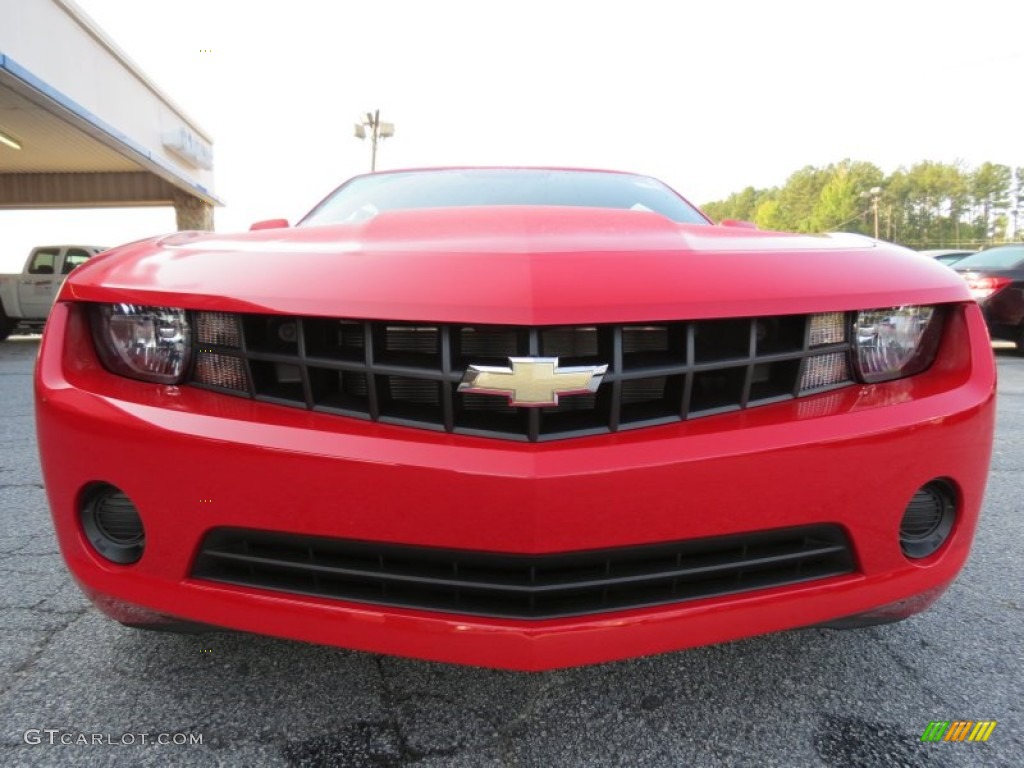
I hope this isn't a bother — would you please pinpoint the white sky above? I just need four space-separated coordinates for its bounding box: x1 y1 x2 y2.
2 0 1022 271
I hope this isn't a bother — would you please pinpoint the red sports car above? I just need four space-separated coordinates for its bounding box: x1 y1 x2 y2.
35 168 996 670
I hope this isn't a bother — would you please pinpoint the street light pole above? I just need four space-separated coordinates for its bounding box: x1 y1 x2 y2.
354 110 395 172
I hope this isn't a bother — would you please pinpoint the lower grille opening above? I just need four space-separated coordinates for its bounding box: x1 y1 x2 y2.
191 525 855 620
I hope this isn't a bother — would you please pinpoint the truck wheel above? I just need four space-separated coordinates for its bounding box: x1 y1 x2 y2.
0 307 13 341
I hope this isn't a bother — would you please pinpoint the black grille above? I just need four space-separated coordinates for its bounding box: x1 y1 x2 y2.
93 493 145 544
902 490 946 538
191 525 855 620
190 314 852 441
899 480 957 559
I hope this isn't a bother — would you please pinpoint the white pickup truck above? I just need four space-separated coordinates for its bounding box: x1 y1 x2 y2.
0 245 106 340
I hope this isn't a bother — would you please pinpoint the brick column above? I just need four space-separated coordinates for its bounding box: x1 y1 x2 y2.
173 190 214 231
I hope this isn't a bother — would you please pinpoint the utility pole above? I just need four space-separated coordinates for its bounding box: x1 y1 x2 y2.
861 186 883 239
354 110 395 172
869 186 881 240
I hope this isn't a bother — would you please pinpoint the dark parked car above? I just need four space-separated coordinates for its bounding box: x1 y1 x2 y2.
955 244 1024 350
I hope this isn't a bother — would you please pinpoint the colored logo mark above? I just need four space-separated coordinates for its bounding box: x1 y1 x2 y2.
920 721 997 742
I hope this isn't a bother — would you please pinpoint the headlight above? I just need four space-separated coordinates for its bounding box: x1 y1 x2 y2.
91 304 191 384
853 306 942 383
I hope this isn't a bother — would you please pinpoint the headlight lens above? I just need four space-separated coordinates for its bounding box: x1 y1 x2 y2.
91 304 191 384
853 306 942 383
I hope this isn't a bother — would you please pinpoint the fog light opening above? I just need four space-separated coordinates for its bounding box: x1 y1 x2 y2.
80 484 145 564
900 480 956 559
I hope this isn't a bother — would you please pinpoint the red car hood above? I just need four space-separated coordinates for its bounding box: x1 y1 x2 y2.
63 206 970 324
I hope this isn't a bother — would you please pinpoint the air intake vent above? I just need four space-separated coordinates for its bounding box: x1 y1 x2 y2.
192 525 855 620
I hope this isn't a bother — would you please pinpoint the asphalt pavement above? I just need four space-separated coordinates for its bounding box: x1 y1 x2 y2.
1 335 1021 767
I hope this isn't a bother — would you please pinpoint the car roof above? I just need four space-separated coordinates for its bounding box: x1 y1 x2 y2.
33 244 106 249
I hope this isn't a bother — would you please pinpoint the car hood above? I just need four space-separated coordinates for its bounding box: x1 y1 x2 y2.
64 206 971 324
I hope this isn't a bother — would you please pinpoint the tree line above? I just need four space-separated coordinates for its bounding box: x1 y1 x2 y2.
701 160 1024 249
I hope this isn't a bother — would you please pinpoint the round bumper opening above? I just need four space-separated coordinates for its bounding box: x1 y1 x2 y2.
900 479 957 559
80 484 145 564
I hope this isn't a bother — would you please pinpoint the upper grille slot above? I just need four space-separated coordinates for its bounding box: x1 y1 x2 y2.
189 314 852 441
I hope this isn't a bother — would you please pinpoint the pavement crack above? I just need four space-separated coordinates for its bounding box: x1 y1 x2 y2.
33 607 88 616
0 609 88 697
373 655 418 764
873 631 961 710
495 676 551 739
494 675 554 765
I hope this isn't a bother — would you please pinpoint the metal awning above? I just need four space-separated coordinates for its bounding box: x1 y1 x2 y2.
0 0 219 211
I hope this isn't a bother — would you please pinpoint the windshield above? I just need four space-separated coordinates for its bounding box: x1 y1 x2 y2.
299 169 710 227
955 246 1024 270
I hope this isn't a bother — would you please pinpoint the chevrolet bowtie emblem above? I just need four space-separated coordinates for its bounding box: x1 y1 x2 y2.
458 357 609 407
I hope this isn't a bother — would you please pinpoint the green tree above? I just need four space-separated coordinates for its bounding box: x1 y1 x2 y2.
702 186 765 223
775 165 831 232
701 159 1018 247
811 166 861 232
969 163 1012 241
1012 168 1024 240
810 160 886 234
900 161 969 247
754 198 786 230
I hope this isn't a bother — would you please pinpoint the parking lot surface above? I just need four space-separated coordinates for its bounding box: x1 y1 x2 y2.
1 336 1021 767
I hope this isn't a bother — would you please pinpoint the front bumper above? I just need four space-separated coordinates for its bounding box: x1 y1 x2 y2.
36 302 996 670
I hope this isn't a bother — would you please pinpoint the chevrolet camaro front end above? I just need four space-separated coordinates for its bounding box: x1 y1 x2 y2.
35 169 996 670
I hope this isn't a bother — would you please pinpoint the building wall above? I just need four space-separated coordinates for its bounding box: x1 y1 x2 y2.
0 0 215 199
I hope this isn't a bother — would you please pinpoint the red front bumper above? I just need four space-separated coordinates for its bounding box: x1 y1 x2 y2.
35 302 996 670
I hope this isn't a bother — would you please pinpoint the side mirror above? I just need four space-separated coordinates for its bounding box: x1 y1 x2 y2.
719 219 757 229
249 218 290 231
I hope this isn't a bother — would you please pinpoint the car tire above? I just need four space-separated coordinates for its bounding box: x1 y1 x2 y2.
1016 323 1024 355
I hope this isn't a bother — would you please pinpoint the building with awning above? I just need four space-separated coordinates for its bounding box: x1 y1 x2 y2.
0 0 219 229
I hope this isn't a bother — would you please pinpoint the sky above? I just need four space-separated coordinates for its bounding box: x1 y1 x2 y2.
2 0 1022 271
